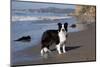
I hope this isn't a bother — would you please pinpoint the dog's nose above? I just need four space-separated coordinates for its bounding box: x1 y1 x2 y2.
62 29 65 31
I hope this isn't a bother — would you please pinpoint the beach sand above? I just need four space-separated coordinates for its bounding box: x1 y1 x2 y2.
12 22 96 66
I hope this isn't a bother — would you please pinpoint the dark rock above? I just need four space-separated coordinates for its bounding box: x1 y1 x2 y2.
14 36 31 42
70 24 76 28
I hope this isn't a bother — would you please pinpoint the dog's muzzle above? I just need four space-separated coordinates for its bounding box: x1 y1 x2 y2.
62 29 65 31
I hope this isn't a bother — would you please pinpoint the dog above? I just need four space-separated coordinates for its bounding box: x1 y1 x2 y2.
41 22 68 56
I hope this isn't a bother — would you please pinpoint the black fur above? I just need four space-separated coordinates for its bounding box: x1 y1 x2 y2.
58 23 62 32
64 23 68 31
41 30 59 49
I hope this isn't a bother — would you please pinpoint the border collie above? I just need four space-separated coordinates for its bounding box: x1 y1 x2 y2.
41 22 68 56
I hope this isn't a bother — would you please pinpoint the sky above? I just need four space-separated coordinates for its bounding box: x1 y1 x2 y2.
12 1 76 9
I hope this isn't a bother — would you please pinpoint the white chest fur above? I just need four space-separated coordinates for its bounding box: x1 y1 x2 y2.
58 31 67 43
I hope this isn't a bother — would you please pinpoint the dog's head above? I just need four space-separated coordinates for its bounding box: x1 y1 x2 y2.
58 22 68 32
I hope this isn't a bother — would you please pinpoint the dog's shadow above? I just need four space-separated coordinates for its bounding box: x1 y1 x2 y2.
51 46 81 52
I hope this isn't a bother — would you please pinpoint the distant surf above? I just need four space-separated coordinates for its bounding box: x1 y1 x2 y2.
12 15 72 22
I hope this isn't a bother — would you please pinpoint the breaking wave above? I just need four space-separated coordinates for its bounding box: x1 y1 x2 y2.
12 15 71 22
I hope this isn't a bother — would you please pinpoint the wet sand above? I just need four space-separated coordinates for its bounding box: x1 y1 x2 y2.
12 23 96 66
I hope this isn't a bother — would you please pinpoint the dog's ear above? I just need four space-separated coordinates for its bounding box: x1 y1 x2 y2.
58 23 62 32
64 22 68 31
58 23 62 26
64 22 68 27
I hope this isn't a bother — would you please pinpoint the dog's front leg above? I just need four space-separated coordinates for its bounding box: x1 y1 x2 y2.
56 44 62 54
62 44 66 53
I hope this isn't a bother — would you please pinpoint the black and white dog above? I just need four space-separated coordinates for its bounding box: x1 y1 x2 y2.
41 22 68 56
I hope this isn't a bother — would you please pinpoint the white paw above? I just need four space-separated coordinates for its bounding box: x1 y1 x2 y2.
63 51 66 53
58 52 62 54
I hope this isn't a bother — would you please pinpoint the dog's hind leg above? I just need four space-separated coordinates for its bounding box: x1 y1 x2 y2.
43 47 51 53
41 49 44 56
41 47 51 56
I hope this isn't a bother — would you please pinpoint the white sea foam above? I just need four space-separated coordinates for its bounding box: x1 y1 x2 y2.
12 16 39 21
12 15 71 22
